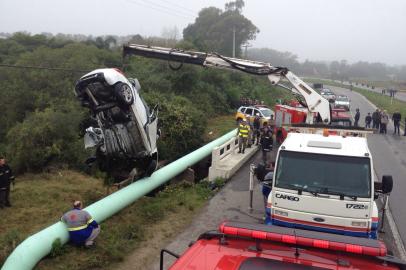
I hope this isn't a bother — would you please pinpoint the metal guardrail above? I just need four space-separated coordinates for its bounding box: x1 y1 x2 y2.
1 129 237 270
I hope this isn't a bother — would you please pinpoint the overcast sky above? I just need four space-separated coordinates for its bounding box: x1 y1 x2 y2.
1 0 405 65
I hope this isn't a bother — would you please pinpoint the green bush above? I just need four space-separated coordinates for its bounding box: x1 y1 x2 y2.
6 103 88 172
144 93 207 160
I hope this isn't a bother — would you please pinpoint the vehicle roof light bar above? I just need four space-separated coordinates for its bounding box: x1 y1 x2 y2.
219 222 386 257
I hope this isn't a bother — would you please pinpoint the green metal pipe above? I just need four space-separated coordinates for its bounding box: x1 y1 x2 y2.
2 129 236 270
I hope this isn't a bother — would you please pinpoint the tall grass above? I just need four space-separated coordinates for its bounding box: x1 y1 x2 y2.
0 171 213 269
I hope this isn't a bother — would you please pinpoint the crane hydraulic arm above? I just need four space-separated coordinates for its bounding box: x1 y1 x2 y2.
123 44 331 124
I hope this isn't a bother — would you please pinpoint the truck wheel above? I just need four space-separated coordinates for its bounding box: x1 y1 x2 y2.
114 83 134 107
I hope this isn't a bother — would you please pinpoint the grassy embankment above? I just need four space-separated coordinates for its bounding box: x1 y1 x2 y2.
0 114 238 269
306 78 406 128
0 171 214 269
204 114 237 141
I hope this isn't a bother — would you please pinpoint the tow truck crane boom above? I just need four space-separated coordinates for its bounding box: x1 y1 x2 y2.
123 44 331 124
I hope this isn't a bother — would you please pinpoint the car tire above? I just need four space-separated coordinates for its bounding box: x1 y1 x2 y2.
114 83 134 107
145 159 157 177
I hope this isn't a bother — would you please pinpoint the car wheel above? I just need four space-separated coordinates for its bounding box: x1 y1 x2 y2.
114 83 134 107
145 159 157 177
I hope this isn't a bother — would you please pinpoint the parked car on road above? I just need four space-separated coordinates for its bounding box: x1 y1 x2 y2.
320 88 336 102
334 95 351 111
235 106 274 126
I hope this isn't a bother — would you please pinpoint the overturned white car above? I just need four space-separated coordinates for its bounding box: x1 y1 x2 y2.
75 68 159 182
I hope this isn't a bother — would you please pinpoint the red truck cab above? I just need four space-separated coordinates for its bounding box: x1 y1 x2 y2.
274 101 353 143
274 101 307 143
162 222 405 270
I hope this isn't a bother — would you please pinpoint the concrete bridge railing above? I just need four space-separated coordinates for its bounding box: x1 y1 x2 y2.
208 135 258 181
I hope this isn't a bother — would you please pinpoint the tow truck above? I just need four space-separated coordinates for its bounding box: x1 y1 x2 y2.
161 221 406 270
266 127 392 239
123 44 331 125
122 44 393 239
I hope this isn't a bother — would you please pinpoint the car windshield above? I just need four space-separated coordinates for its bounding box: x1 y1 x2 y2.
336 96 348 102
332 120 352 127
275 151 371 198
260 108 273 117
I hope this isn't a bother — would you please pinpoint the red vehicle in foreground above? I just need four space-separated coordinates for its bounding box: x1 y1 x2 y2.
161 222 406 270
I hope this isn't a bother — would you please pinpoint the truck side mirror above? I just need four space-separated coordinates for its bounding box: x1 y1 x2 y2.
382 175 393 194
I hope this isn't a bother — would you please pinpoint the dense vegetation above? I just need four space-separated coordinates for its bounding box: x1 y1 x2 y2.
0 31 287 174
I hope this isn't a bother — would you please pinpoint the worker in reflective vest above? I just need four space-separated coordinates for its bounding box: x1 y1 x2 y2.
61 201 100 247
237 119 250 154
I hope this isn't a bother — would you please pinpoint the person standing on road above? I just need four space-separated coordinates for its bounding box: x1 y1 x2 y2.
380 110 389 134
237 119 250 154
365 113 372 128
0 156 15 208
269 114 275 130
354 108 360 127
247 120 254 148
260 123 273 164
392 111 401 135
372 109 379 129
404 117 406 136
253 113 261 145
61 201 100 247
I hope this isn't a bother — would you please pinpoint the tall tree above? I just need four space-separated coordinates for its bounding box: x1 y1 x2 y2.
183 0 259 57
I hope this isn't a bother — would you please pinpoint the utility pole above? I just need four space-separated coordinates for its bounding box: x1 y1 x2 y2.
242 43 252 59
232 27 236 58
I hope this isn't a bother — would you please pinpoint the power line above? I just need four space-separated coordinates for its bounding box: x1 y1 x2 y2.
140 0 196 17
156 0 197 15
0 63 152 76
126 0 194 20
0 63 92 73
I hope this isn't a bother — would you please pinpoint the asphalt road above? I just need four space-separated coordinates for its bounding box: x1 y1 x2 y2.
336 80 406 102
330 85 406 246
149 150 269 269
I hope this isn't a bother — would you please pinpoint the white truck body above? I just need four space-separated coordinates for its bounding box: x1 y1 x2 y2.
266 131 379 238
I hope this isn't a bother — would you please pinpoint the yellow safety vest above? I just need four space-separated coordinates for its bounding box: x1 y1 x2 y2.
238 124 250 138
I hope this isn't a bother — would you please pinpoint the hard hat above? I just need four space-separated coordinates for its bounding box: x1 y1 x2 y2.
242 118 247 122
256 113 260 116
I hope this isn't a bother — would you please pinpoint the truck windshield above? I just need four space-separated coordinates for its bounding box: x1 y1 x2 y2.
275 151 371 198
